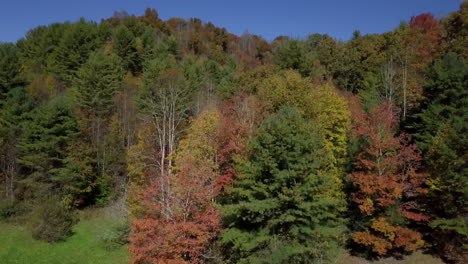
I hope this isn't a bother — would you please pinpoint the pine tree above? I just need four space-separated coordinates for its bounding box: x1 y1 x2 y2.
271 39 320 77
0 87 33 202
221 107 346 264
17 23 70 72
56 138 99 206
424 117 468 263
49 18 101 83
0 43 25 98
413 53 468 263
16 98 80 199
112 25 140 73
410 53 468 152
73 49 123 146
102 116 127 200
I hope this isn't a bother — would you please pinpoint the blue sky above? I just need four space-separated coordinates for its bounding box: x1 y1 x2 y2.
0 0 464 43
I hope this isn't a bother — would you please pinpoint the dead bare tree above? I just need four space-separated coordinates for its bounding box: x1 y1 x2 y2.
138 67 193 177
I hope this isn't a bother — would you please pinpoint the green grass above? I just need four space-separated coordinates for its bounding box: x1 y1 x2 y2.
0 213 129 264
336 251 444 264
0 209 444 264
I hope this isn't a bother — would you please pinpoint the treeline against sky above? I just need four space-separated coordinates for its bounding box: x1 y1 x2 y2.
0 2 467 264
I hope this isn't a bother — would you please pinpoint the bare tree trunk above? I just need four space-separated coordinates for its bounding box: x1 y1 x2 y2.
2 143 18 203
8 162 16 203
382 57 398 103
402 56 408 120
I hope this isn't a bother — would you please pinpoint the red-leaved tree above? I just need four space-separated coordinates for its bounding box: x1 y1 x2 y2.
348 98 428 255
216 94 266 193
129 109 222 264
409 13 441 37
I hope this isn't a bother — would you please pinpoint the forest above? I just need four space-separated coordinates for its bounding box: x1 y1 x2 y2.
0 2 466 264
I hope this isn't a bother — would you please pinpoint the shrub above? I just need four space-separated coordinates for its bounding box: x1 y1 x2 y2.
99 221 130 250
30 196 77 242
0 202 20 220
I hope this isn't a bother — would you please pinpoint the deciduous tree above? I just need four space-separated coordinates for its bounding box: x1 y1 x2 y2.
129 109 222 264
137 61 193 177
348 99 427 256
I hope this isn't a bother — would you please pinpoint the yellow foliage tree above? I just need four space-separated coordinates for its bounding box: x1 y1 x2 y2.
257 69 311 112
306 83 351 166
127 125 159 217
172 108 221 171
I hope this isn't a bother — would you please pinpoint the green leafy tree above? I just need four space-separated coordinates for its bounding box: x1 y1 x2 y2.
272 39 322 78
56 138 99 207
221 107 346 264
441 1 468 59
333 34 386 92
102 116 127 201
410 53 467 152
308 34 339 79
0 87 33 202
411 53 468 263
17 23 70 72
30 195 77 242
49 18 101 83
112 25 140 72
16 98 80 200
73 49 123 145
425 117 468 263
307 83 351 166
257 69 311 112
138 60 193 177
0 43 25 97
56 117 125 207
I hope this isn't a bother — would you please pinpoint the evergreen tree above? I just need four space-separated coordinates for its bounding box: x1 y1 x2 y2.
0 87 33 202
410 53 468 152
413 53 468 263
56 137 99 207
271 39 321 78
425 117 468 263
73 49 123 145
0 43 24 98
74 50 123 118
49 18 101 83
138 26 157 64
221 107 346 264
102 116 127 200
17 23 70 72
16 98 80 199
112 25 140 73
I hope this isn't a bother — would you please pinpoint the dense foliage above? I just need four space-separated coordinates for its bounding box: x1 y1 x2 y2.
0 3 467 264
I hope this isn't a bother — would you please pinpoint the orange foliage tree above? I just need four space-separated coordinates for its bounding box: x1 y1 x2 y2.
216 94 266 193
129 109 222 264
348 97 428 255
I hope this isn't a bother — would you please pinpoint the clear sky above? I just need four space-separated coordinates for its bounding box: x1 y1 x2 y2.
0 0 464 43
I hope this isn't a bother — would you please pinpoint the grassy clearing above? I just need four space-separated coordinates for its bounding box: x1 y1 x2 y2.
0 206 443 264
336 251 444 264
0 210 129 264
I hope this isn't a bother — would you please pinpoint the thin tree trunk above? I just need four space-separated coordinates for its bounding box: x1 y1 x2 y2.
402 57 408 120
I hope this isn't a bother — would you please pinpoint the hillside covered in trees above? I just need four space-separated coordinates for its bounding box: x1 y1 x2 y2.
0 2 467 264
